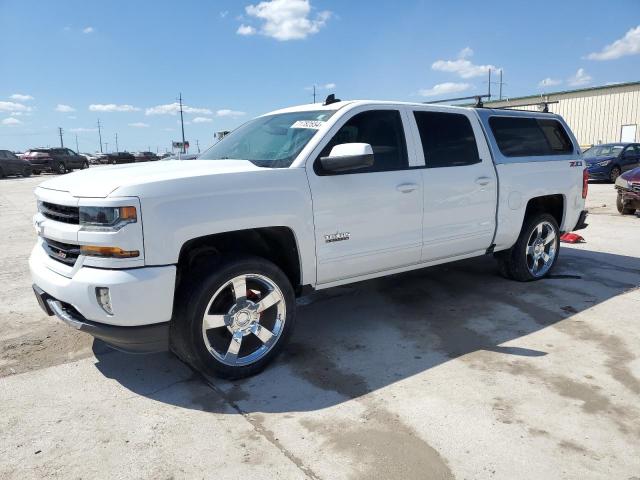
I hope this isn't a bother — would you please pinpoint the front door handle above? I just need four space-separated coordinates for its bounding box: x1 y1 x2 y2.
475 176 492 186
396 183 419 193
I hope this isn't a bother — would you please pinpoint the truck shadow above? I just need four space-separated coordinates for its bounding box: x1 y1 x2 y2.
92 247 640 414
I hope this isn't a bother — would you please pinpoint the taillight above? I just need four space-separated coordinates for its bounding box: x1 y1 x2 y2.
582 168 588 199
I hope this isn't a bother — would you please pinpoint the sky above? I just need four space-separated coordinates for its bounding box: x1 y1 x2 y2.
0 0 639 153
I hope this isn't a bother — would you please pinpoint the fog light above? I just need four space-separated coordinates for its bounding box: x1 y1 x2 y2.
96 287 113 315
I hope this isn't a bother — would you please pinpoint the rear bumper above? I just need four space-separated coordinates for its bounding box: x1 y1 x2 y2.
33 285 169 353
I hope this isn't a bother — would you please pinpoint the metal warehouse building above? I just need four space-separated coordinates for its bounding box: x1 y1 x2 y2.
483 81 640 148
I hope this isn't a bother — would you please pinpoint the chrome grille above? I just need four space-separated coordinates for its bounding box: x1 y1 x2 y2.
43 238 80 266
39 202 79 224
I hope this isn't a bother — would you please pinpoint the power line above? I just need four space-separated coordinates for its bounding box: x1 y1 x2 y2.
97 119 103 153
178 92 186 153
58 127 64 147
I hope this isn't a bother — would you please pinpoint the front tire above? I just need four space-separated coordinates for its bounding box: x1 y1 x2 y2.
171 256 296 379
617 194 636 215
497 213 560 282
22 166 31 177
610 166 621 182
81 161 89 169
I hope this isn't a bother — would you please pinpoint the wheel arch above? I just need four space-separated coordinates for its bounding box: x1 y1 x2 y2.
523 194 565 231
176 226 305 294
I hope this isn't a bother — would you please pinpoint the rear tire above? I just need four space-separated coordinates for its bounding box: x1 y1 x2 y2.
82 161 89 169
171 255 296 379
496 213 560 282
22 166 31 177
55 162 67 174
617 194 636 215
32 170 40 175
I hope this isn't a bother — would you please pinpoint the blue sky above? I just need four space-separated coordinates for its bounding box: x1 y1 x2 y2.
1 0 639 152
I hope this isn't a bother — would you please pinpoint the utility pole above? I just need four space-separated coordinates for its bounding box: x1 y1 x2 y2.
313 85 316 103
75 134 79 153
58 127 64 147
178 92 186 154
105 142 109 153
499 69 503 100
487 69 492 100
196 139 200 153
97 119 103 153
115 133 119 153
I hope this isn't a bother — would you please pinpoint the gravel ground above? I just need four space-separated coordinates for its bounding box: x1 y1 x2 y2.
1 174 639 480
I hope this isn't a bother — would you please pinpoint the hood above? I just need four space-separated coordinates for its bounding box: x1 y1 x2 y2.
37 159 264 198
621 166 640 183
585 155 616 165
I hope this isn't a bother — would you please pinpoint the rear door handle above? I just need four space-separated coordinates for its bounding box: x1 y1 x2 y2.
475 176 492 186
396 183 419 193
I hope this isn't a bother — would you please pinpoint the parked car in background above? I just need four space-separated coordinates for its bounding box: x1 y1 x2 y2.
106 152 136 165
0 149 32 178
24 148 89 174
161 153 199 160
615 166 640 215
584 143 640 182
133 151 159 162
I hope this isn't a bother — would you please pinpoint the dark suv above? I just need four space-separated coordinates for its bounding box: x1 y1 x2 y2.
0 150 32 178
24 148 89 174
584 143 640 182
133 151 159 162
106 152 136 164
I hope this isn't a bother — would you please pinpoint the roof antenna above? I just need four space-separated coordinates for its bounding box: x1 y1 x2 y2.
324 93 341 106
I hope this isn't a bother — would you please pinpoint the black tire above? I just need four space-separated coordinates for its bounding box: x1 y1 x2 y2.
617 194 636 215
55 162 67 174
82 161 89 169
32 170 41 175
22 166 31 177
110 159 117 165
171 255 296 379
610 166 621 182
496 213 560 282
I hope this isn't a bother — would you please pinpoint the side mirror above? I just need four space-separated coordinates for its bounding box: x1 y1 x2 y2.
320 143 374 173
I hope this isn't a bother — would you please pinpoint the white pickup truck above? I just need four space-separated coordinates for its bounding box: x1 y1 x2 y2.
30 99 588 378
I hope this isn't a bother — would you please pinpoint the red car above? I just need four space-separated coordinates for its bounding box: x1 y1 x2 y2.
615 166 640 214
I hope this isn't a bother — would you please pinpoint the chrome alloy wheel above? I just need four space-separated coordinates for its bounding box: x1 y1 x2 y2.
201 274 286 367
525 221 557 277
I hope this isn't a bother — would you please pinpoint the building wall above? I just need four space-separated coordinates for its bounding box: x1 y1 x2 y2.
484 83 640 147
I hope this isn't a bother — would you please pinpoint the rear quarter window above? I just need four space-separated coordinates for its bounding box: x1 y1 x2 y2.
489 116 574 157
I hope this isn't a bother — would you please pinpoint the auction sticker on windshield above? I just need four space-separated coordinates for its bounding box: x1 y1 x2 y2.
291 120 325 129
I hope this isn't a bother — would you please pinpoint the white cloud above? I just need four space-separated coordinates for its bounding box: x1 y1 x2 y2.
2 117 22 126
567 68 592 87
237 24 257 35
419 82 472 97
0 101 31 112
587 25 640 60
69 127 97 133
216 109 246 118
55 104 75 112
10 93 34 101
128 122 150 128
220 10 229 18
145 103 212 116
83 26 94 34
89 104 140 112
239 0 331 41
538 78 562 88
193 117 213 123
432 48 498 79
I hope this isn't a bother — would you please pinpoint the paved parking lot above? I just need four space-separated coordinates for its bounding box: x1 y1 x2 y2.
1 174 639 479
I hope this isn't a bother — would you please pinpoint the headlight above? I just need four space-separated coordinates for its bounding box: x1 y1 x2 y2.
79 206 137 231
615 176 629 189
596 159 612 166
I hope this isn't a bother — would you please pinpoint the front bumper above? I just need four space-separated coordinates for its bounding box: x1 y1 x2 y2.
33 285 169 353
587 167 610 180
30 242 176 351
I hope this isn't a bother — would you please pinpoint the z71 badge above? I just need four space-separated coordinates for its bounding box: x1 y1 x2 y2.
324 232 350 243
569 161 583 167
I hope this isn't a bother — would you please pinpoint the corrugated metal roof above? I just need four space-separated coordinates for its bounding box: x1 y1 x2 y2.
484 81 640 105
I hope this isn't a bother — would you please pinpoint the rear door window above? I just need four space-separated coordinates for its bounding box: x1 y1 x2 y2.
489 117 574 157
413 111 480 168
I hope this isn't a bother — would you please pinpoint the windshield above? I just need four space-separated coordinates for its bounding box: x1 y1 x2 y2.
198 110 336 168
583 145 623 158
